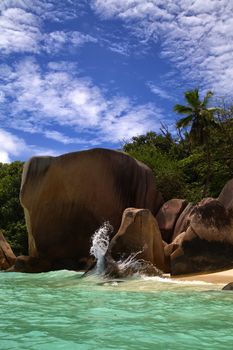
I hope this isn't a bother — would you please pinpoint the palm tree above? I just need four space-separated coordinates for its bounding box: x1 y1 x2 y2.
174 89 218 144
174 88 219 196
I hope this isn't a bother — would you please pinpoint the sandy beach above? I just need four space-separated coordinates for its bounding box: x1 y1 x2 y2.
173 268 233 284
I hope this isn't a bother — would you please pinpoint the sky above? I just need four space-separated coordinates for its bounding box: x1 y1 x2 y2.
0 0 232 163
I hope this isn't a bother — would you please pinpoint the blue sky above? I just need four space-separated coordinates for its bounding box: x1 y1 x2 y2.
0 0 232 162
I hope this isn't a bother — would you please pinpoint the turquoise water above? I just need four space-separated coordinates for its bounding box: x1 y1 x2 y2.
0 271 233 350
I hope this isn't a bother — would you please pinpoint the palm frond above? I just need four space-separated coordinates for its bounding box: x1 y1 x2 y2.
174 104 193 114
200 108 219 123
176 115 193 129
184 89 200 108
206 107 220 113
201 91 213 107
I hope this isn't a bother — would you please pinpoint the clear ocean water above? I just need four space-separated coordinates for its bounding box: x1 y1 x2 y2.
1 270 233 350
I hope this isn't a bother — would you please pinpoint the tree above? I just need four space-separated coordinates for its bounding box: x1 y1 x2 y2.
0 161 28 255
123 135 186 201
123 131 174 154
174 88 219 196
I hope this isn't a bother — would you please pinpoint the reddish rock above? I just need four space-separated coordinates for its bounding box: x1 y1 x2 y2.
106 208 166 273
167 200 233 275
218 179 233 210
0 232 16 270
156 199 188 243
20 148 163 271
198 197 216 206
172 203 195 241
162 240 171 273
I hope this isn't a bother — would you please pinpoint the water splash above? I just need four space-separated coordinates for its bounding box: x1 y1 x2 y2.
90 221 113 274
89 224 161 278
117 252 162 277
117 251 143 272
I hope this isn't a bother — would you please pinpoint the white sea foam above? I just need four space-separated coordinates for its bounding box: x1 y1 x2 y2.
142 275 213 285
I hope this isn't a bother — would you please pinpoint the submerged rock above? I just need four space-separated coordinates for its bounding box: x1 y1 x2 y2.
9 255 52 273
20 148 163 272
0 232 16 270
222 282 233 291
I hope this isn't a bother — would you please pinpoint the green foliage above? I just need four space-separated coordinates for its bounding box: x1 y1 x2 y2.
123 139 186 201
174 88 218 146
0 161 27 255
4 222 28 256
123 96 233 203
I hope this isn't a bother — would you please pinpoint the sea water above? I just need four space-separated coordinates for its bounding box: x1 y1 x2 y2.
0 271 233 350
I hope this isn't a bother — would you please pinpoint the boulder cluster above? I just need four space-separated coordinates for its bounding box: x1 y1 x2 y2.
1 148 233 277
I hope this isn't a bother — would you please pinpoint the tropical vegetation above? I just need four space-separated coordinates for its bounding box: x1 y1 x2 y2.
0 161 28 255
124 89 233 201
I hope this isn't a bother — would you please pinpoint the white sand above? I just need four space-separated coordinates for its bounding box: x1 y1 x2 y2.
172 268 233 284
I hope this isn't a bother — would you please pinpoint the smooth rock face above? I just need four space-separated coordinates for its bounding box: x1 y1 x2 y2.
172 203 195 241
106 208 166 273
218 178 233 210
20 148 163 271
0 232 16 270
168 200 233 275
156 199 188 243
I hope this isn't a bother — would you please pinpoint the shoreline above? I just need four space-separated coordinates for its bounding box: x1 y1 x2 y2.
171 268 233 284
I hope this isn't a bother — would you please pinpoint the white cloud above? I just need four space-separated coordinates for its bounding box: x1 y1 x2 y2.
0 128 61 162
44 130 89 145
146 82 173 100
0 151 11 163
0 58 164 145
0 8 42 54
0 5 97 55
43 31 97 53
0 0 82 21
92 0 233 95
0 128 27 162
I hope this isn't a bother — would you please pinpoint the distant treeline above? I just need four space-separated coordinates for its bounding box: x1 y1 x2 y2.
1 89 233 255
0 161 27 255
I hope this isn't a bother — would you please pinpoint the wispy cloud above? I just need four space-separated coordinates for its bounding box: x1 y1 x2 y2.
146 82 173 100
0 0 83 21
92 0 233 95
0 58 164 146
0 5 97 55
43 31 97 53
0 7 42 54
44 130 90 145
